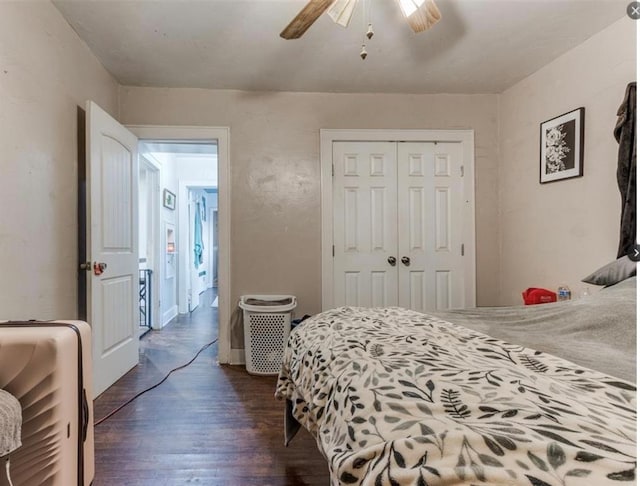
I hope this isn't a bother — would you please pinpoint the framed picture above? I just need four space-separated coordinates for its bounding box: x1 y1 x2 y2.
163 189 176 210
540 107 584 184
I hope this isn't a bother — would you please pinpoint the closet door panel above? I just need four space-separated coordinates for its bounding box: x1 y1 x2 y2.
333 140 467 312
398 142 465 311
333 141 398 307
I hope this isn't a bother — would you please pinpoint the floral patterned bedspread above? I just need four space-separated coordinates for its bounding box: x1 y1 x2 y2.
275 306 637 486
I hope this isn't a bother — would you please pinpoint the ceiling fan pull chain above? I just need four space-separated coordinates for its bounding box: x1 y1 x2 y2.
360 0 373 59
362 0 366 32
366 0 373 38
360 43 368 60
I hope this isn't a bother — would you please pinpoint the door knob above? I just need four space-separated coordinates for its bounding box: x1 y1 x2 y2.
387 256 397 266
401 256 411 266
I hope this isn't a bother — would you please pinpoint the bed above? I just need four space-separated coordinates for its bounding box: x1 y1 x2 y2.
275 277 636 485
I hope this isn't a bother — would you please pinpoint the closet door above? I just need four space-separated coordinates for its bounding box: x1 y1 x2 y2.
333 142 398 307
397 142 466 311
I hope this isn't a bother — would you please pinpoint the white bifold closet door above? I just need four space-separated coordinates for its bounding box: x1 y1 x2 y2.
333 140 465 312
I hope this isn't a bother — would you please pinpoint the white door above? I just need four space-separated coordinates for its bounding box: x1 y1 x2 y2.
86 101 139 398
333 141 467 312
333 142 398 307
397 142 465 311
139 157 161 329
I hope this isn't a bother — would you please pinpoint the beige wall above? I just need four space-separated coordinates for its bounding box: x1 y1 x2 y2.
498 17 636 305
2 1 631 334
119 89 500 346
0 2 119 318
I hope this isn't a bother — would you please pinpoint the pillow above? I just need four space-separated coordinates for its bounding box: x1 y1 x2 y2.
581 255 637 286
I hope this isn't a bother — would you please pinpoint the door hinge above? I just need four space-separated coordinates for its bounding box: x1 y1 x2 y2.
461 243 465 256
460 165 464 177
332 164 335 177
332 245 335 257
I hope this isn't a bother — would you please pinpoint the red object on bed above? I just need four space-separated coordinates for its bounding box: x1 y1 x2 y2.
522 287 557 304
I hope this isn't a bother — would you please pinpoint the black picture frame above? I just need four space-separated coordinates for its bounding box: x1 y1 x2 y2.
539 107 585 184
163 189 176 210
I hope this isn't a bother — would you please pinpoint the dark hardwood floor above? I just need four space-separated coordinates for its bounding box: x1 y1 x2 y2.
93 289 330 485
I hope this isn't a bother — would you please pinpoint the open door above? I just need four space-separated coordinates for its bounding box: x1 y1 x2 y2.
86 101 139 398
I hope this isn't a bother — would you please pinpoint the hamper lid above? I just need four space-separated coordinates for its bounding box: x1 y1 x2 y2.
244 297 293 306
239 295 297 313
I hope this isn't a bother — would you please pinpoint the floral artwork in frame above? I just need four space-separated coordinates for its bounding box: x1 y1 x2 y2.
163 189 176 210
539 107 585 184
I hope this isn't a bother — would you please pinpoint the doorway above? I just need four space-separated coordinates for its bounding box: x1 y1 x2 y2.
184 184 218 313
137 142 218 326
128 126 231 364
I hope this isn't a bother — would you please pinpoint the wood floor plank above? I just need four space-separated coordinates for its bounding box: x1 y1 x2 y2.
93 289 329 485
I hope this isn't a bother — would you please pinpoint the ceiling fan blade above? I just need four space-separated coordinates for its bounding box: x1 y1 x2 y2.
327 0 359 28
280 0 335 39
401 0 441 33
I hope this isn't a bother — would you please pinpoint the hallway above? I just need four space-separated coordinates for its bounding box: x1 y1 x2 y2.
93 289 328 485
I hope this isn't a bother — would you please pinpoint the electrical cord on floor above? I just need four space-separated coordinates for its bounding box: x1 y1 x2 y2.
94 338 218 427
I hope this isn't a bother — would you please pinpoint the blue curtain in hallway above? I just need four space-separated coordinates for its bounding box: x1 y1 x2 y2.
194 201 203 268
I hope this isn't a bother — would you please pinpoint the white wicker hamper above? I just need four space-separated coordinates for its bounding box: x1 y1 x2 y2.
239 295 297 375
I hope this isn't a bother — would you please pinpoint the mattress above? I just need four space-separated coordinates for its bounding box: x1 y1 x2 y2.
276 280 637 485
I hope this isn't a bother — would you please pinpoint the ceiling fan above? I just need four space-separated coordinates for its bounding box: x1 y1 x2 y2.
280 0 441 40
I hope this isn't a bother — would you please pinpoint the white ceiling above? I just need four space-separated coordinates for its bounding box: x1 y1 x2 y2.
52 0 629 94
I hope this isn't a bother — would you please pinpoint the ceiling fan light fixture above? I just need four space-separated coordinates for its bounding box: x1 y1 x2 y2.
397 0 425 18
280 0 440 40
327 0 358 28
397 0 440 33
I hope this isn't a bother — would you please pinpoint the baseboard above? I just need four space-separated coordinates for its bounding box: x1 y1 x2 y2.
229 348 245 365
162 305 178 327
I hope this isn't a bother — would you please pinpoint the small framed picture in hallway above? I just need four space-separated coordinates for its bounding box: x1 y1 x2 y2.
539 107 584 184
163 189 176 210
